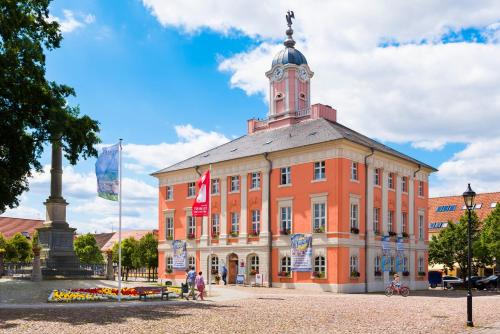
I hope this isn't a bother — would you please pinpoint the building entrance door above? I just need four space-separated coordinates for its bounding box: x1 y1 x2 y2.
227 253 238 284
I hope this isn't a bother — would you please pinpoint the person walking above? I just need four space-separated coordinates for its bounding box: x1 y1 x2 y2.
222 265 228 285
195 271 206 301
187 266 197 300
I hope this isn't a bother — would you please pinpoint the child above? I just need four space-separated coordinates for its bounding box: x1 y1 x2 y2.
195 271 206 301
392 274 401 293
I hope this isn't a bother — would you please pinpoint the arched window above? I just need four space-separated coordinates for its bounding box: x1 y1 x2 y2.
280 256 291 276
188 256 196 270
211 256 219 274
349 256 358 276
249 255 259 274
314 256 326 275
166 256 173 272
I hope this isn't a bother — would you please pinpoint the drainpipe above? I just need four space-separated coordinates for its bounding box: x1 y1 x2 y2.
364 147 375 293
413 164 421 178
264 152 273 287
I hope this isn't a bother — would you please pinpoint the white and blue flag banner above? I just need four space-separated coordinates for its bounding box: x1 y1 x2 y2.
291 234 312 272
172 240 187 270
95 144 119 201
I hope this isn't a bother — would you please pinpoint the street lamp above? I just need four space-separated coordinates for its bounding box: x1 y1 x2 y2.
462 183 476 327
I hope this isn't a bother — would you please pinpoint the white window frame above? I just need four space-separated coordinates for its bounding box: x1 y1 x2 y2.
166 256 173 271
250 172 260 189
211 256 219 273
403 256 409 272
313 161 326 180
211 214 220 237
418 213 425 240
388 173 394 189
374 255 381 273
187 182 196 197
314 255 326 274
251 209 260 235
280 256 291 274
188 256 196 269
350 203 359 229
230 176 240 192
373 207 380 233
249 255 259 273
280 206 292 233
187 215 196 238
349 255 358 275
401 176 408 193
388 210 394 233
313 202 326 232
165 216 174 240
211 179 220 194
418 181 424 197
231 212 239 235
280 167 291 185
166 186 173 200
351 161 358 181
401 212 407 234
418 256 424 273
374 168 381 186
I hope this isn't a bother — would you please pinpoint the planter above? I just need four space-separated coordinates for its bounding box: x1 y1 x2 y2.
312 271 325 279
249 231 260 237
230 232 239 238
388 231 397 237
374 271 382 277
187 234 195 240
280 229 291 235
350 271 360 278
403 271 410 277
249 270 258 276
278 271 291 278
402 232 409 239
418 271 426 277
166 236 173 241
350 227 360 234
314 226 325 233
166 268 173 274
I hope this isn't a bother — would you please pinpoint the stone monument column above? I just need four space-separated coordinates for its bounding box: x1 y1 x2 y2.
36 139 90 278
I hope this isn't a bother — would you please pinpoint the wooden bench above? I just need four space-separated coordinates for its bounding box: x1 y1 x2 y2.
135 287 172 301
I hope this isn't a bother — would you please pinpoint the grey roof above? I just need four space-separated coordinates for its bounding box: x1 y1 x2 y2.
272 47 308 67
152 118 436 175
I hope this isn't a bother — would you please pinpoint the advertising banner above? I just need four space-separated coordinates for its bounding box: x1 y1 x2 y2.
172 240 187 270
192 170 210 217
291 234 312 272
95 144 119 201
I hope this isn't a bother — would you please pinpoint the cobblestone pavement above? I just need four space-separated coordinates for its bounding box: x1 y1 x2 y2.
0 280 499 334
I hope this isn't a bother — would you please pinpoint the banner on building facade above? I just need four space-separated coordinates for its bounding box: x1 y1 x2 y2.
395 237 404 272
381 236 391 272
95 144 120 201
192 170 210 217
291 234 312 272
172 240 187 269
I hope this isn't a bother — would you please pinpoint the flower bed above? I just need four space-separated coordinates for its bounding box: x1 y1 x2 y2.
48 286 182 303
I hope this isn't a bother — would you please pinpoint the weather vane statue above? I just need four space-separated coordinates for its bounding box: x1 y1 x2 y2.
284 10 296 48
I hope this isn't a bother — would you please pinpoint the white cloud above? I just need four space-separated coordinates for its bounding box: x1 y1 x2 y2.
50 9 95 33
144 1 500 197
124 124 230 171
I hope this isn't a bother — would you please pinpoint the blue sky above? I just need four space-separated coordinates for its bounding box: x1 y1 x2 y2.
3 1 500 233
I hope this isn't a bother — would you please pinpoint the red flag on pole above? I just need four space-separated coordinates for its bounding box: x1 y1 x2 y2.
192 170 210 217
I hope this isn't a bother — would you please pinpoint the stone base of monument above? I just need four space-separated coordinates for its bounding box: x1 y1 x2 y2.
37 224 92 279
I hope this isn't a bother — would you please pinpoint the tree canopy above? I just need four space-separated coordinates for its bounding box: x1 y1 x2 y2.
4 233 32 262
0 0 100 212
74 234 104 265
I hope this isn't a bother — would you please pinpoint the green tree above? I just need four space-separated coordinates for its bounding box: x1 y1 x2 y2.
479 204 500 268
74 234 104 265
137 233 158 281
429 211 483 279
112 237 139 281
0 0 100 212
5 233 32 262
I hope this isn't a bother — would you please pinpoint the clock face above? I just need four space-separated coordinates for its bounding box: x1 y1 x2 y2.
298 67 308 81
272 67 284 81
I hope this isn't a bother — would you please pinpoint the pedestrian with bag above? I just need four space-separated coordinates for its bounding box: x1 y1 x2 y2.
195 271 206 301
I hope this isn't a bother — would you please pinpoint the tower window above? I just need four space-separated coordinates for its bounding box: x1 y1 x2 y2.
299 92 306 100
275 92 283 100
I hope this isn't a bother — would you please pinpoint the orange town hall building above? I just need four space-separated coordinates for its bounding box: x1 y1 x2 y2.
153 19 436 292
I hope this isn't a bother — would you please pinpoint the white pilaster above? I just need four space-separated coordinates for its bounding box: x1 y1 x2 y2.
220 177 228 245
239 174 248 243
261 169 270 239
409 176 415 237
366 166 374 235
382 170 389 235
396 174 402 235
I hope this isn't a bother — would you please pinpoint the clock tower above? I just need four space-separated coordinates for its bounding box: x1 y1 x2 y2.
265 11 313 120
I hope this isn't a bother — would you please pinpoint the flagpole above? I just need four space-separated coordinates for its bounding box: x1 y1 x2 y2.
208 164 212 297
118 139 123 302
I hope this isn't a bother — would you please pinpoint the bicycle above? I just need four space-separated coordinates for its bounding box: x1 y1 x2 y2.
385 282 410 297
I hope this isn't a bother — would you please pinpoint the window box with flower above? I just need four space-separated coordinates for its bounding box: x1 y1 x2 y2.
402 232 409 239
374 270 382 277
278 271 291 278
350 271 360 278
166 235 173 241
403 271 410 277
249 230 260 237
314 226 325 233
280 229 291 235
389 271 396 276
230 231 239 238
350 227 360 234
187 233 196 240
166 268 173 274
211 233 219 239
388 231 397 237
249 269 258 276
418 271 426 277
312 271 325 279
